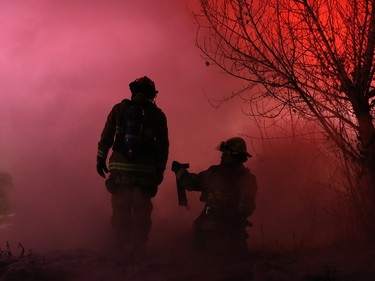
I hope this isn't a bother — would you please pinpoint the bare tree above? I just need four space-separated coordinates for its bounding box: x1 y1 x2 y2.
195 0 375 233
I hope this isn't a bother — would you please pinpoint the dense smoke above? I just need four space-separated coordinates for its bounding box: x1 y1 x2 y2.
0 0 336 255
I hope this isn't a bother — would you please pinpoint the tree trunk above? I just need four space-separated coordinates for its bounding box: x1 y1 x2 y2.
355 108 375 235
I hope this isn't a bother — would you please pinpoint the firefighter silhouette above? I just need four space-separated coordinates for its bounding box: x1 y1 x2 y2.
0 172 13 225
97 76 169 261
172 137 258 257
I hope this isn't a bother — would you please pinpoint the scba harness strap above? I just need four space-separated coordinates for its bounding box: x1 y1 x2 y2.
122 102 145 159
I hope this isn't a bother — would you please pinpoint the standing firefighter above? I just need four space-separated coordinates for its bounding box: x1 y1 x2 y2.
172 137 258 257
0 172 13 220
97 76 169 260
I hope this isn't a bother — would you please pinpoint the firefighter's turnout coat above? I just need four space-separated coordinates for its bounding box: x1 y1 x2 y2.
97 98 169 196
177 163 258 253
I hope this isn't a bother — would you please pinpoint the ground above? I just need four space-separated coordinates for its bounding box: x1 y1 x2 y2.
0 241 374 281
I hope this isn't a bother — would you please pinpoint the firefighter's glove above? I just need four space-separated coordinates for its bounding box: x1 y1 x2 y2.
171 161 189 173
171 161 182 173
96 157 108 178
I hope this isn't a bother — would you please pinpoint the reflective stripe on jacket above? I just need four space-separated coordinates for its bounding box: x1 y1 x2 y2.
109 162 156 175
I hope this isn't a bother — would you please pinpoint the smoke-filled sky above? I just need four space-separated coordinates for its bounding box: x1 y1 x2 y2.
0 0 333 253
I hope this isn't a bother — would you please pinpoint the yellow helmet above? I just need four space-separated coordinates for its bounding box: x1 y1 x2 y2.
219 137 252 157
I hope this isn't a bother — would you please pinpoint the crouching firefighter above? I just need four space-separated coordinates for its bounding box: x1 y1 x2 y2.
171 137 258 258
96 76 169 260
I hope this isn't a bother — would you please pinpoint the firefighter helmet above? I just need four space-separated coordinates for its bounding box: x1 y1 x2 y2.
129 76 158 98
219 137 252 157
